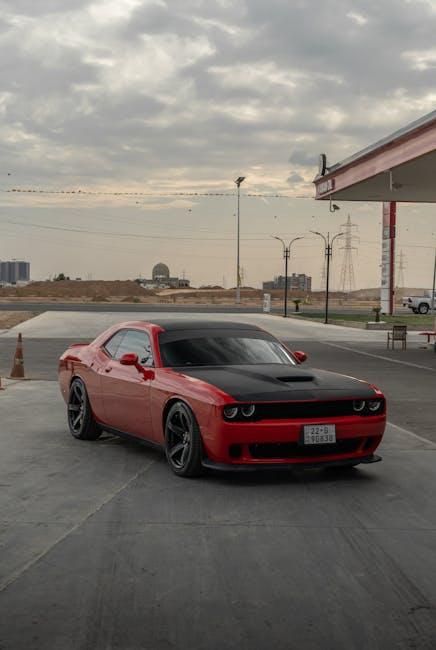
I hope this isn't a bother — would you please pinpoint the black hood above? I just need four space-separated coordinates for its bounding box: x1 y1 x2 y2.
177 364 376 402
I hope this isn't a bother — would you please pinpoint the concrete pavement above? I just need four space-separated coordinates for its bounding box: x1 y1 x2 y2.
0 309 424 341
1 380 436 649
1 311 436 649
0 301 412 315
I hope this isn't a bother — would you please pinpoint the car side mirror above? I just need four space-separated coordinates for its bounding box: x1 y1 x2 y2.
119 353 155 380
294 350 307 363
120 353 139 366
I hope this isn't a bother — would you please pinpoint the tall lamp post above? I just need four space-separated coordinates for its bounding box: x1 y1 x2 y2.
310 230 344 324
432 247 436 313
273 236 304 317
234 176 245 304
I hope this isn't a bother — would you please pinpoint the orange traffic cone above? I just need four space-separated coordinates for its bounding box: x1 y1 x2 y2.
10 333 25 379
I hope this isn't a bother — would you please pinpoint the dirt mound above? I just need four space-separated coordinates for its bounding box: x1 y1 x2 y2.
0 280 155 299
161 288 263 300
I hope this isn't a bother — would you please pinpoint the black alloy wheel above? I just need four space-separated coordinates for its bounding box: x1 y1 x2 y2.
67 378 101 440
165 402 203 477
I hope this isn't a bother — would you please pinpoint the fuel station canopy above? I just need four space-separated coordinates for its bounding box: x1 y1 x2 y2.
314 109 436 203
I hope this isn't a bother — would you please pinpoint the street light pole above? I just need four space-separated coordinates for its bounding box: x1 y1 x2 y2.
432 247 436 313
234 176 245 304
325 233 330 324
284 246 289 317
311 230 344 324
273 236 303 317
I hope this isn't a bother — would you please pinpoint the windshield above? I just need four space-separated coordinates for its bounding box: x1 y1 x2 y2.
159 335 296 367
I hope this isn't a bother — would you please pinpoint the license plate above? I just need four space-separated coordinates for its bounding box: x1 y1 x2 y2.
302 424 336 445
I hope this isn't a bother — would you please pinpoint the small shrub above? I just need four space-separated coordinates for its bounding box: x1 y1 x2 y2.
372 306 381 323
92 295 110 303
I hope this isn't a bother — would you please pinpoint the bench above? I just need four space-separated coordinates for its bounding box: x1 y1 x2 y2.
387 325 407 350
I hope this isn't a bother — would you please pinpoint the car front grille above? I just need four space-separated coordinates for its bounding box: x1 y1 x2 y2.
254 400 383 420
249 438 364 459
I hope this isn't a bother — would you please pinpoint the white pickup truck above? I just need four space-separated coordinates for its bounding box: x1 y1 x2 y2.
403 290 436 314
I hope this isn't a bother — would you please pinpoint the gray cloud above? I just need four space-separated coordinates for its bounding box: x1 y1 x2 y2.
1 0 436 190
1 0 436 290
287 171 304 185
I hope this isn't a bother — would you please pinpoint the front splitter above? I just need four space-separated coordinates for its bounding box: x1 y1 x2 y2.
202 454 382 472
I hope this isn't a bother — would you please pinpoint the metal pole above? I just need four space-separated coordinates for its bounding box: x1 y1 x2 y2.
234 177 245 303
432 248 436 312
325 233 330 325
284 247 289 318
273 235 303 317
310 230 343 326
236 183 240 304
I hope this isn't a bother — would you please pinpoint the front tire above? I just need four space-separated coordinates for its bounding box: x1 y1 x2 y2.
164 402 203 478
418 303 429 314
68 378 101 440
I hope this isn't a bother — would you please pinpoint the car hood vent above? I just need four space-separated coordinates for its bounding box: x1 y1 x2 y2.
277 376 314 383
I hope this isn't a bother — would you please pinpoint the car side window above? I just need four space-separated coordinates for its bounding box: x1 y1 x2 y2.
115 330 154 366
103 330 127 358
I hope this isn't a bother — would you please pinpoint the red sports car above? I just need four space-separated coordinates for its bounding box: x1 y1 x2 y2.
59 320 386 477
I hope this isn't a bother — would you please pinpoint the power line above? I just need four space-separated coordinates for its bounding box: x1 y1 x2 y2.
1 188 312 199
3 204 310 237
0 218 316 244
0 226 301 261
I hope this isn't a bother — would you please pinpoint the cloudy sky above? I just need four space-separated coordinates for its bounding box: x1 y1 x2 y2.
1 0 436 289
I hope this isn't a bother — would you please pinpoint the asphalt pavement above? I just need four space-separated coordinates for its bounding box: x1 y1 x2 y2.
1 311 436 649
0 300 412 315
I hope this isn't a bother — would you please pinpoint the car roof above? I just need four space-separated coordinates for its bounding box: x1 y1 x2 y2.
145 319 262 332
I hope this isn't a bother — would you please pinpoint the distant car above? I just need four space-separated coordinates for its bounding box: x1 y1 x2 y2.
403 291 436 314
59 320 386 477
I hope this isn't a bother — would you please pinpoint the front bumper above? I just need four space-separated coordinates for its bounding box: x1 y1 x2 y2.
201 414 386 467
202 454 382 472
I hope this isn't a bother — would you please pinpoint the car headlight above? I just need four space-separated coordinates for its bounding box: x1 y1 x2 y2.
368 400 383 412
353 400 366 413
223 405 239 420
241 404 256 418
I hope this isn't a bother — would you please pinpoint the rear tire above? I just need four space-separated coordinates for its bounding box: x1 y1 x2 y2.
68 378 101 440
418 303 429 314
165 402 203 478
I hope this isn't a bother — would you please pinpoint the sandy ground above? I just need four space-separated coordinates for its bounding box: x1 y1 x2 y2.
0 311 39 330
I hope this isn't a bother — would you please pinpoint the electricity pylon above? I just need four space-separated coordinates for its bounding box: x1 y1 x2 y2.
320 258 326 290
396 249 406 289
338 215 359 292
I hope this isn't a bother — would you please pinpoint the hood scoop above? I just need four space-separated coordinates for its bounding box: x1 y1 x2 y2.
277 375 314 383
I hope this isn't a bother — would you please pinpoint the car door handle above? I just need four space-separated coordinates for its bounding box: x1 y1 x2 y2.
104 367 112 373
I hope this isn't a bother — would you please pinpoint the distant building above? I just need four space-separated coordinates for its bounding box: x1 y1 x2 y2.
139 263 190 289
0 260 30 285
263 273 311 292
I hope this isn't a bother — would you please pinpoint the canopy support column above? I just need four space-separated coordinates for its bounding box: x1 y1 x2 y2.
381 202 396 315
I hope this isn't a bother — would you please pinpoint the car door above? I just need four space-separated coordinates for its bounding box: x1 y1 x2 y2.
88 330 127 421
99 329 154 439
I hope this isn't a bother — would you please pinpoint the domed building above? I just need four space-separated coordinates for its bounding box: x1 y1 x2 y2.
152 263 170 282
139 263 190 289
